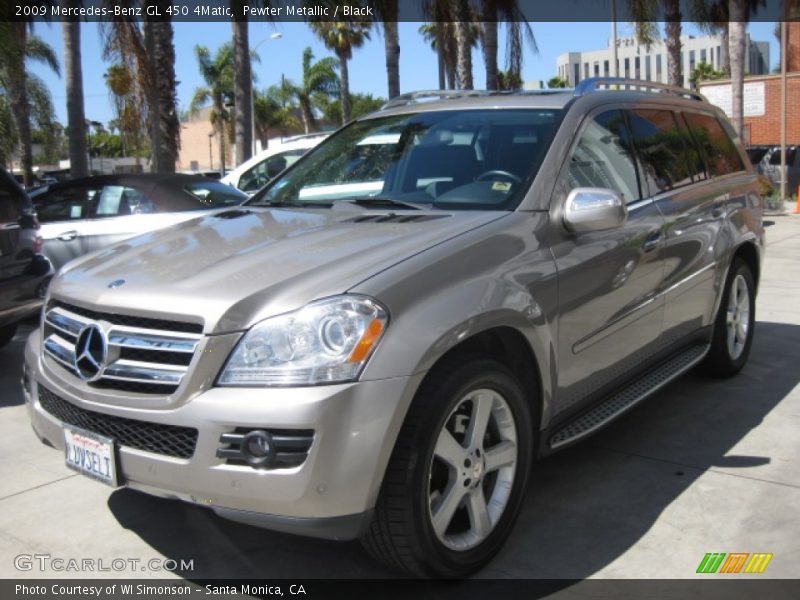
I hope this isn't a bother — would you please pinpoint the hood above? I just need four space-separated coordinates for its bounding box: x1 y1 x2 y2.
51 207 507 333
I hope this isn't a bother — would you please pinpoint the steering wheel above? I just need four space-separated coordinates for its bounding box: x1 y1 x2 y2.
476 170 522 184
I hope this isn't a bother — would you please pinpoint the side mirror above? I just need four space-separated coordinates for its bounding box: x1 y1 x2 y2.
563 187 627 233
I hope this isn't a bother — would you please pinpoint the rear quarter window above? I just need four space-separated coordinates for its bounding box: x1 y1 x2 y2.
683 112 745 176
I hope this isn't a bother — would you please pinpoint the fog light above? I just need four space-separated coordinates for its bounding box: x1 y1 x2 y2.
241 430 273 467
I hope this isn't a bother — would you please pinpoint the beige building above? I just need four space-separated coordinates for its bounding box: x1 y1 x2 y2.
177 106 233 173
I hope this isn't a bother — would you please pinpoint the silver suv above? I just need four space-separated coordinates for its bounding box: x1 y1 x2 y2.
23 79 764 577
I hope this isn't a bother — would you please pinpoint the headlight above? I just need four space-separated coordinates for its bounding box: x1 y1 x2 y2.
217 295 388 386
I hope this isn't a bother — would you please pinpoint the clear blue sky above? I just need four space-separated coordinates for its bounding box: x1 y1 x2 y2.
30 20 780 126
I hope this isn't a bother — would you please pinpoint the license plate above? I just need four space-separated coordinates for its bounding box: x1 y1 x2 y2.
64 426 119 487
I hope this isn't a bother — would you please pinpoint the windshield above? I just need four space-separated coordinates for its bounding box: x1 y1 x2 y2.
247 109 559 211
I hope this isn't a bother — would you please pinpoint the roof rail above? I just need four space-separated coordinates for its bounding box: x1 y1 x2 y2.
381 90 492 110
382 88 573 110
573 77 707 102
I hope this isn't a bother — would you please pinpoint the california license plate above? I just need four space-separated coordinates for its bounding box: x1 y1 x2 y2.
64 426 119 487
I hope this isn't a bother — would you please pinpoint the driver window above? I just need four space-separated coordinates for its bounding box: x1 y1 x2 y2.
567 110 642 204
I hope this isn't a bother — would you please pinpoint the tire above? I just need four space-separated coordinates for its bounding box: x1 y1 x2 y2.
361 357 534 577
0 323 18 349
702 258 756 377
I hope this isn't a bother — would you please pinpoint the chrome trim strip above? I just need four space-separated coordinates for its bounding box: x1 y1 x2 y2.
103 359 186 384
661 262 717 296
43 336 77 372
107 328 199 353
45 310 85 337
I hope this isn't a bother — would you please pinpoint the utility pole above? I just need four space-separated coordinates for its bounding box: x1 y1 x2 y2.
611 0 619 78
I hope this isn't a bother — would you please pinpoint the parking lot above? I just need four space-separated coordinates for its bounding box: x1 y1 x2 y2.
1 213 799 580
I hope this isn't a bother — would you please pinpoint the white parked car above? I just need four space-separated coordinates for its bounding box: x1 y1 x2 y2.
222 133 328 194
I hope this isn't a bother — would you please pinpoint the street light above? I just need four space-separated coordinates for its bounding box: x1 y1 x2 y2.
251 32 283 155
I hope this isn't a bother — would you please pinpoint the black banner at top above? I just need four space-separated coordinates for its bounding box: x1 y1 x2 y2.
1 0 798 23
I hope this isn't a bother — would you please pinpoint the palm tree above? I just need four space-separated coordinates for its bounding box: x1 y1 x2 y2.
0 23 60 186
62 6 88 178
419 22 457 90
190 44 235 176
231 14 252 165
285 47 339 134
310 18 371 124
105 64 146 164
101 3 181 173
728 1 748 139
627 0 682 87
480 2 537 91
453 0 474 90
254 83 301 149
372 0 400 98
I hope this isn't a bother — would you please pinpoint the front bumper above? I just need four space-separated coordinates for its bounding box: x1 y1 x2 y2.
24 328 422 540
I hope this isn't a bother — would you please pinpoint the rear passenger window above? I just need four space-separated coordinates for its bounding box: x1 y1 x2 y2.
567 110 641 204
627 109 701 193
35 185 100 222
683 112 745 176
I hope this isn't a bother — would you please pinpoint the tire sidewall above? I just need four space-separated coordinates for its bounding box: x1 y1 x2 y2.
408 360 534 576
719 261 756 370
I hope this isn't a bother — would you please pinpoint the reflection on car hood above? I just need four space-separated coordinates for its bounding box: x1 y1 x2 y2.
51 207 507 333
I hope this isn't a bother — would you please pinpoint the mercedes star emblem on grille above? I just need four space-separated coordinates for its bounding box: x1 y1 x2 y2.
74 324 108 381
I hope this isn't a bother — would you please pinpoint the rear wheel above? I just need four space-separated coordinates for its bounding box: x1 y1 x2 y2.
0 323 17 349
702 258 755 377
361 357 534 577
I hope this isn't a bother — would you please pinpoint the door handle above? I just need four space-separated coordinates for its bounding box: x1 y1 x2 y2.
642 231 662 253
56 230 78 242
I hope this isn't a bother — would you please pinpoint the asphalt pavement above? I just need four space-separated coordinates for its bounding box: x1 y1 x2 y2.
1 213 798 580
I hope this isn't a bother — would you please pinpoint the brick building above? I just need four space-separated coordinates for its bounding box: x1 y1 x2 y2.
699 22 800 146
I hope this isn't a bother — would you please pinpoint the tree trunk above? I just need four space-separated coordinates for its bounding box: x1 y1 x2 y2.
216 101 226 177
232 18 252 165
664 0 683 87
720 22 730 77
435 21 446 89
483 19 499 91
728 2 747 140
384 18 400 98
299 98 313 134
339 53 351 124
62 16 88 178
8 23 32 186
454 17 473 90
143 19 160 172
152 19 179 173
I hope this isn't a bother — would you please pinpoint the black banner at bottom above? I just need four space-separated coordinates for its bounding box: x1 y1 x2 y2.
4 579 800 600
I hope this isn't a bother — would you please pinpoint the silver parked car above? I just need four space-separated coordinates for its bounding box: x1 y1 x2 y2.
23 79 764 577
30 174 248 270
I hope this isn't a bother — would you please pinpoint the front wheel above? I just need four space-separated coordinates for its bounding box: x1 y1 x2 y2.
702 258 756 377
361 357 534 577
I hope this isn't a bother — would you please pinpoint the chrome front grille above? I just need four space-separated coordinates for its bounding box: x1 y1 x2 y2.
42 302 202 395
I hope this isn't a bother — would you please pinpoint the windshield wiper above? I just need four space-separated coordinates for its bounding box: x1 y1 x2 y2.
347 197 427 211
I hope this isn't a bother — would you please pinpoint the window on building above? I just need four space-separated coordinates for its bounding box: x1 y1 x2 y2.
656 54 662 81
594 61 600 77
624 57 630 78
574 63 580 84
603 60 609 76
645 55 651 80
700 48 707 64
689 50 696 73
585 62 590 78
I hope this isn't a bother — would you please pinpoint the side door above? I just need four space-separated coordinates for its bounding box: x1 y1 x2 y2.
34 183 100 270
550 108 667 415
629 108 738 338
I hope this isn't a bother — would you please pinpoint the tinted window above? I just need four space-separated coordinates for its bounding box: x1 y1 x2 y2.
34 184 100 222
239 149 307 192
183 181 247 207
90 185 156 217
683 112 745 176
768 146 797 166
567 110 641 204
627 109 699 193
